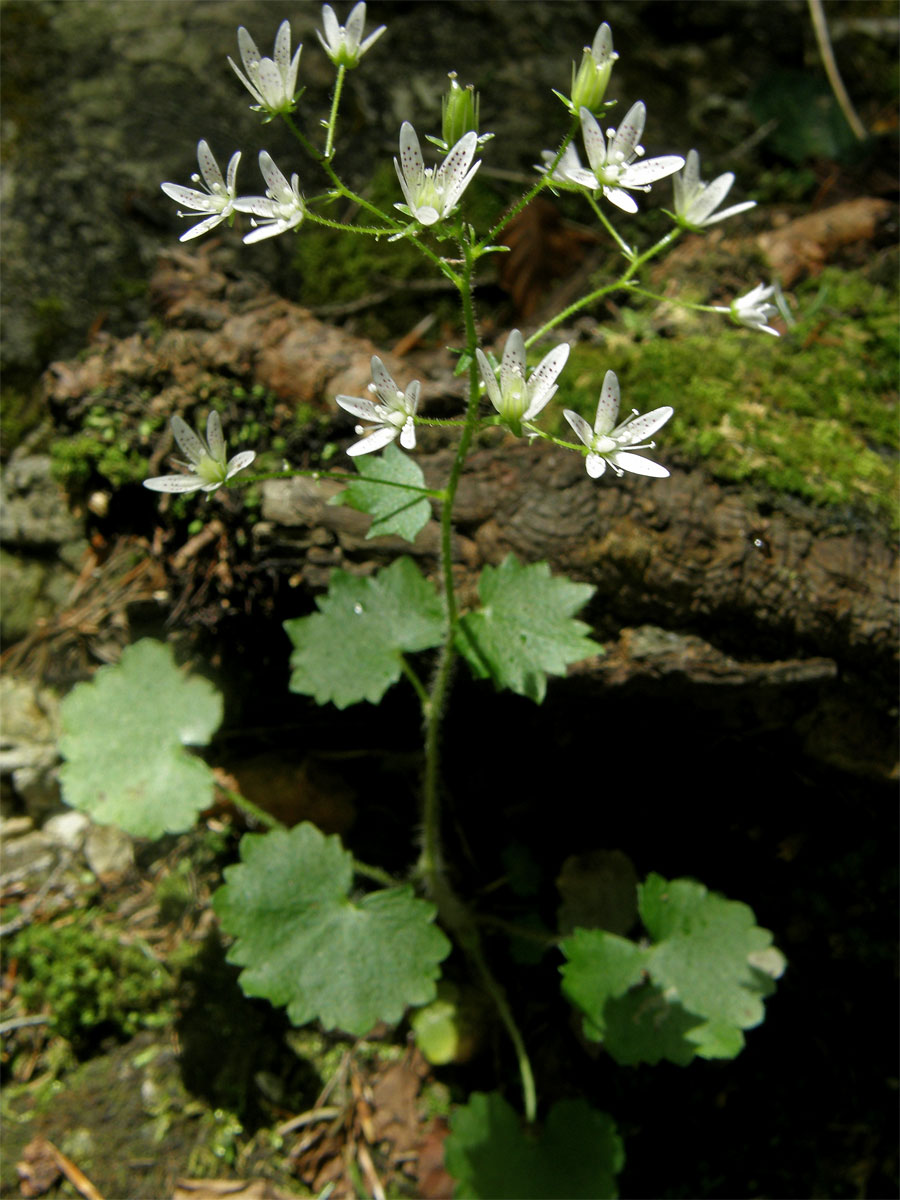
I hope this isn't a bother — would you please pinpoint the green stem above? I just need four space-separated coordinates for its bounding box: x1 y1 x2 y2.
526 225 683 346
282 113 462 285
416 232 537 1122
480 119 578 250
218 784 284 830
353 858 400 888
323 64 346 160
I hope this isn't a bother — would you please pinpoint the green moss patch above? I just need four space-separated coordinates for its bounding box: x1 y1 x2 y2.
557 266 898 529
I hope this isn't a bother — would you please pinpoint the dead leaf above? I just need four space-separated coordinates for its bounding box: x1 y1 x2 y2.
499 197 599 318
16 1137 61 1198
758 197 895 285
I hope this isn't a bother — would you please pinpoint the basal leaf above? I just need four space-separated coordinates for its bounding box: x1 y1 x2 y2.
58 639 222 838
444 1091 623 1199
213 822 451 1035
455 555 599 702
560 875 785 1066
284 557 445 708
332 441 432 541
639 874 778 1035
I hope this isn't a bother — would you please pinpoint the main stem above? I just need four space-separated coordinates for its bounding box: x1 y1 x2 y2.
417 236 537 1123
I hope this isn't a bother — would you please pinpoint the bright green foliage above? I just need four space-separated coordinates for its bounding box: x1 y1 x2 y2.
284 557 444 707
58 639 223 838
561 874 785 1066
8 916 171 1049
331 442 432 541
456 555 599 702
213 822 451 1035
444 1091 623 1199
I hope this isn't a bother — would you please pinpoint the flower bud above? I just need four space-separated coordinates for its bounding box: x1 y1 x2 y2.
570 22 617 113
442 72 479 147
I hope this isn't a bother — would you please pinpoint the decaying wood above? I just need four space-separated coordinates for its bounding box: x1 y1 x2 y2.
34 249 897 780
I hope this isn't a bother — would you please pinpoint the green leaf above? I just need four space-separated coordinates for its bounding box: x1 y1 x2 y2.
332 442 432 541
558 929 648 1041
455 555 599 702
444 1091 623 1199
560 874 785 1066
58 639 222 838
284 557 444 708
639 874 777 1035
213 822 451 1035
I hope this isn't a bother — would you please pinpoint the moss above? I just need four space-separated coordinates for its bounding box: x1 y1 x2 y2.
8 915 173 1052
556 266 898 529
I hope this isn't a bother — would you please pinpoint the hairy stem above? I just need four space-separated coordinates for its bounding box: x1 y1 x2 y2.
417 233 538 1122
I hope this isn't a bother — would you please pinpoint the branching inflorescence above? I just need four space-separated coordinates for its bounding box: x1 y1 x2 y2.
138 4 787 1182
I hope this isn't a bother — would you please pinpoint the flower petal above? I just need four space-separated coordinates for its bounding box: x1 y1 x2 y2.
475 349 502 411
236 26 261 74
346 2 366 43
398 122 424 191
178 214 228 241
500 330 527 395
578 107 607 175
623 155 685 186
225 450 257 478
197 140 225 192
370 356 399 402
610 100 646 162
527 342 569 410
616 405 673 444
321 5 341 46
594 371 620 435
563 408 593 449
610 451 670 477
143 473 206 493
336 395 382 422
160 183 220 211
585 453 606 478
346 426 398 456
171 415 205 464
206 410 225 461
604 187 639 214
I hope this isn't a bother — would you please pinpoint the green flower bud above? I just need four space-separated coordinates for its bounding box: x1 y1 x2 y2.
570 22 617 114
442 72 479 147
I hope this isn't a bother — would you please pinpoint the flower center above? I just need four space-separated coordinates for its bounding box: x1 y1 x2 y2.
196 454 227 485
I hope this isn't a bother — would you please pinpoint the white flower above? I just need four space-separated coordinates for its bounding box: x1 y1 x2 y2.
570 22 618 113
160 141 241 242
394 122 480 227
144 412 256 494
476 330 570 428
565 103 684 213
234 152 305 243
228 20 301 116
563 371 673 479
336 357 420 456
317 3 385 67
536 143 587 189
671 149 756 230
715 283 780 336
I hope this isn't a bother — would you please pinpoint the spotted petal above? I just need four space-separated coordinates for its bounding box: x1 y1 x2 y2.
171 415 206 465
225 450 257 478
615 405 673 443
609 101 646 162
578 107 607 175
563 409 594 450
144 473 207 493
593 371 621 435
